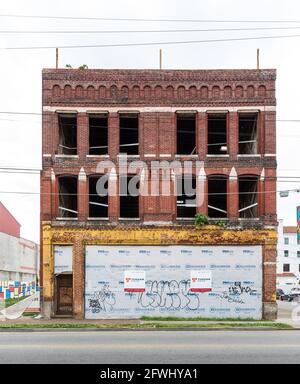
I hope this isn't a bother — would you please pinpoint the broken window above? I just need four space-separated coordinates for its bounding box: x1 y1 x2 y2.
58 114 77 155
208 176 227 218
176 175 196 218
89 176 108 218
239 113 258 154
58 177 77 218
119 175 140 218
176 114 196 155
239 176 258 218
119 114 139 155
89 115 108 155
207 114 227 155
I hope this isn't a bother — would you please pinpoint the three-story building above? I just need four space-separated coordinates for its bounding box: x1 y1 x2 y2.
41 68 277 319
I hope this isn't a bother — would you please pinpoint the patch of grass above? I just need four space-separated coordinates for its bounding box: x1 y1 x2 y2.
22 312 40 317
0 322 292 330
140 316 271 322
152 322 292 329
4 296 27 308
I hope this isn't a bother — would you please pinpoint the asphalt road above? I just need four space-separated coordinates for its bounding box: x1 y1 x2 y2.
0 330 300 364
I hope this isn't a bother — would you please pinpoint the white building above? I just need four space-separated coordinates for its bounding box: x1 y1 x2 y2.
0 232 39 283
0 202 39 300
277 220 300 292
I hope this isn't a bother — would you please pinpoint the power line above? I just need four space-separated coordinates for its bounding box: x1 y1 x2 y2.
0 113 298 124
0 189 284 196
2 33 300 50
3 166 300 179
1 165 300 182
3 26 300 34
0 111 41 116
1 14 300 23
0 166 41 171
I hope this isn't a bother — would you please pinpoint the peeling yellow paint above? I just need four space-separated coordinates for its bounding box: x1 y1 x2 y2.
41 223 277 301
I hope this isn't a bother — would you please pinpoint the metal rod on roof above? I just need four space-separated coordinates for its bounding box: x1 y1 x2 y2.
56 48 58 69
257 48 260 70
160 49 162 70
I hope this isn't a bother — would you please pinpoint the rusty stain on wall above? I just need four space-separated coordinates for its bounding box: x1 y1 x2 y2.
42 223 277 305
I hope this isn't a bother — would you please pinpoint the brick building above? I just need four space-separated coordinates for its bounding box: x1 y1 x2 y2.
41 68 277 319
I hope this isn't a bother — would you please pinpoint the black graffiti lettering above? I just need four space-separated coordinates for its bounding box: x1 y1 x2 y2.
218 291 245 305
229 282 257 296
88 284 116 313
137 280 201 311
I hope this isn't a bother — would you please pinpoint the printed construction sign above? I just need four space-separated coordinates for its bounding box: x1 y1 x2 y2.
124 271 145 292
190 271 212 292
85 245 262 320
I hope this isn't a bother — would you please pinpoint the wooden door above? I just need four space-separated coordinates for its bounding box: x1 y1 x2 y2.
56 274 73 315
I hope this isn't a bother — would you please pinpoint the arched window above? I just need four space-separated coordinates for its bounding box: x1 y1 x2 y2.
64 85 72 98
224 86 232 98
200 86 208 99
87 86 95 99
75 85 83 98
177 86 186 99
235 86 244 98
176 174 196 218
238 175 259 218
52 85 61 97
208 175 227 218
258 85 267 98
247 85 255 98
58 176 78 218
212 86 220 99
89 175 108 218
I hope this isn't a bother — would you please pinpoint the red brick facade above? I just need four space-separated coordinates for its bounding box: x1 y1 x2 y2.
41 68 277 320
41 68 276 225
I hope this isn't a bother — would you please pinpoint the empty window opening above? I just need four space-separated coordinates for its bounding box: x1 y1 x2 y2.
120 176 140 218
208 114 227 155
239 176 258 218
58 177 77 218
239 114 258 154
89 176 108 218
176 114 196 155
58 114 77 155
89 115 108 155
283 264 290 273
176 175 196 218
119 114 139 155
208 176 227 218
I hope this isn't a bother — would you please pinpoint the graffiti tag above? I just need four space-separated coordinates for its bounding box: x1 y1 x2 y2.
137 280 201 311
88 285 116 313
228 282 257 296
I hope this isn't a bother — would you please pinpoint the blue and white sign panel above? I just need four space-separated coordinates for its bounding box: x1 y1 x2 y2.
54 245 73 274
85 245 262 319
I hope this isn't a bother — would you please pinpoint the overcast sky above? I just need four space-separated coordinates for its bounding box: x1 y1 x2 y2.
0 0 299 243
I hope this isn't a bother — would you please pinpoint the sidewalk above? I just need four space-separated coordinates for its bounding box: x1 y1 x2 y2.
276 300 300 328
0 293 38 320
0 300 295 330
0 316 292 331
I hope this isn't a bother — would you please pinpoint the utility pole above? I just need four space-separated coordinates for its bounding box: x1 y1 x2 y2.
56 48 59 69
159 49 163 70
